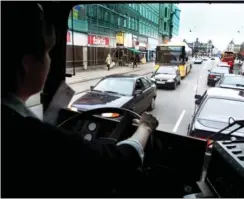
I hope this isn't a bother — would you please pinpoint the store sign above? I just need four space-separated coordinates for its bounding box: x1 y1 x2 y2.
67 31 88 46
88 35 109 46
116 32 124 45
148 38 158 50
139 36 148 44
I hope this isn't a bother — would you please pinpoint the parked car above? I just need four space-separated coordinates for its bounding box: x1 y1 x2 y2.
215 74 244 90
188 88 244 141
207 67 229 86
211 57 215 60
151 66 181 90
69 74 157 116
194 57 203 64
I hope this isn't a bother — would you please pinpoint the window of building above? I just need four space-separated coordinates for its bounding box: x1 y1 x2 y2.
111 14 114 24
124 16 127 27
118 17 120 26
165 7 168 17
164 21 167 31
104 11 109 22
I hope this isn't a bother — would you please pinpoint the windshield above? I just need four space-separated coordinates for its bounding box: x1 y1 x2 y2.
156 67 176 75
94 78 134 96
221 76 244 86
26 3 244 139
212 67 229 74
199 98 244 121
156 46 185 64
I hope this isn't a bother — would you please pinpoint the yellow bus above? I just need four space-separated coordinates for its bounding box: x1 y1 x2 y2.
155 42 193 78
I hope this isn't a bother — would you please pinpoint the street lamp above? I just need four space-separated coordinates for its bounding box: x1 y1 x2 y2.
169 8 181 39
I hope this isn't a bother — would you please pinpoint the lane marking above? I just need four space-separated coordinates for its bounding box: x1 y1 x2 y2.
172 110 186 133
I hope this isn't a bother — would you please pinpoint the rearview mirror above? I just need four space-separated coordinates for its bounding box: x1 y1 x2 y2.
194 94 201 99
195 99 201 105
151 78 156 83
90 86 94 90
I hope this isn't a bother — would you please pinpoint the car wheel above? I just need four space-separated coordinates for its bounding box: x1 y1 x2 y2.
148 97 156 111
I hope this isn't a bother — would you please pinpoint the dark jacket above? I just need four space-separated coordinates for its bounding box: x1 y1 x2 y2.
1 104 141 198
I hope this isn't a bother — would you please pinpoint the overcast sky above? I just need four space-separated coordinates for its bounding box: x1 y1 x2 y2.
178 3 244 51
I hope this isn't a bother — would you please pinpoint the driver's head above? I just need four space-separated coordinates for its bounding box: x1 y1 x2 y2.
2 3 55 101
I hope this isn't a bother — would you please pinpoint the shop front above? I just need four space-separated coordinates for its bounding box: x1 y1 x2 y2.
66 30 88 69
138 36 148 63
147 38 158 62
88 34 113 66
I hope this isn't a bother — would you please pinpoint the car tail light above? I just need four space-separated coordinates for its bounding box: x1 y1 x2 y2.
209 74 216 78
192 136 213 148
207 139 214 148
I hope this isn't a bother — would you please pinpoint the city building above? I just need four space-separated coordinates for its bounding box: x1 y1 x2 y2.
186 38 215 56
67 3 177 68
226 40 242 53
159 4 172 43
171 4 181 37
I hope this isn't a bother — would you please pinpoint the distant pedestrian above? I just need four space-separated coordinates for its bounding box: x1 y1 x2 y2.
133 54 137 69
105 54 112 71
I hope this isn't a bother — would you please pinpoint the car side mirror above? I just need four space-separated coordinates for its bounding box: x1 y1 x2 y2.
195 94 202 99
90 86 94 90
151 78 156 83
195 99 201 105
134 90 143 96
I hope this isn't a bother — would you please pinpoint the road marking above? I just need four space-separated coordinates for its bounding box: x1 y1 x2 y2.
172 110 186 133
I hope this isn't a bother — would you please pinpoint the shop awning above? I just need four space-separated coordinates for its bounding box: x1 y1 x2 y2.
127 48 140 54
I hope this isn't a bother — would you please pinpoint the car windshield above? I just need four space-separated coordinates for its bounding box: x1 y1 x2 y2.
93 78 134 96
156 67 176 75
199 98 244 122
212 67 229 73
221 76 244 86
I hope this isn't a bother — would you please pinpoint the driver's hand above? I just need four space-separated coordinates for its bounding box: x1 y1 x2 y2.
133 112 159 132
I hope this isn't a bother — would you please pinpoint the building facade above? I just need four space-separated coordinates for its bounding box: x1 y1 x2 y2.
171 4 180 37
159 3 172 43
68 3 177 68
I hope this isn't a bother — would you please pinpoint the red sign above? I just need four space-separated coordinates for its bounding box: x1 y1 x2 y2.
67 31 71 43
88 35 109 46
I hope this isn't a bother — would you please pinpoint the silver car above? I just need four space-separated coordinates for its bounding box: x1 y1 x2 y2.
152 66 181 90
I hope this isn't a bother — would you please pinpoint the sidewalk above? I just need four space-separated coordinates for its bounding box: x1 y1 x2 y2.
66 62 154 84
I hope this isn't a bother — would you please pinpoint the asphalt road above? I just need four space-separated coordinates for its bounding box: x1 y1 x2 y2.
149 58 220 136
30 58 234 137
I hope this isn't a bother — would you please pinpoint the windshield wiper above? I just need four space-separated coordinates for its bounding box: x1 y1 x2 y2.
92 89 103 92
104 91 125 96
206 118 244 147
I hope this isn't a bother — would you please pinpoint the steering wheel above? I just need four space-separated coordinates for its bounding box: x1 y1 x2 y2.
59 107 141 142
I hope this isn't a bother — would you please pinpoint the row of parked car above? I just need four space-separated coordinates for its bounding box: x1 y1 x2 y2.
188 60 244 144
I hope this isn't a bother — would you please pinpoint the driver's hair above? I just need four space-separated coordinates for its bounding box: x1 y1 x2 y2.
2 3 56 96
